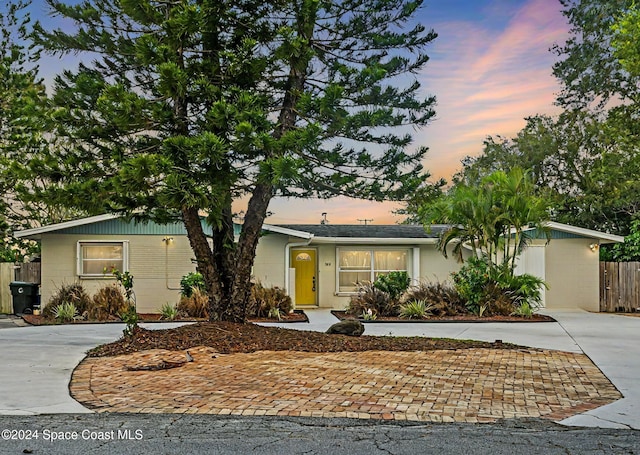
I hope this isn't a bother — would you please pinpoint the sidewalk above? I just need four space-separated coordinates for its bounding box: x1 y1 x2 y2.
0 314 29 329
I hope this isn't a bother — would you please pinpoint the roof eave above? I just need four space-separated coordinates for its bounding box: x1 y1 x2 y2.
262 224 314 240
14 214 121 239
544 221 625 244
310 237 439 244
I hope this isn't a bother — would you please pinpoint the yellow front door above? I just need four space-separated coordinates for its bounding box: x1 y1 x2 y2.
291 249 317 306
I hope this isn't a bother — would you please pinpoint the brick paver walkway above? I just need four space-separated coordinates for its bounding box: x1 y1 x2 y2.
70 347 621 422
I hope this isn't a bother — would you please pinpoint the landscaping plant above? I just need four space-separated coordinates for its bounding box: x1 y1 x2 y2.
399 300 434 319
481 283 517 316
107 268 138 333
347 282 398 317
52 302 78 323
177 287 209 319
160 303 179 320
451 256 492 315
89 285 128 321
500 273 547 310
44 282 92 319
512 301 535 318
360 309 377 321
120 307 139 337
108 268 135 305
267 307 282 321
401 280 465 316
180 272 206 298
373 271 411 302
248 282 293 319
450 256 546 317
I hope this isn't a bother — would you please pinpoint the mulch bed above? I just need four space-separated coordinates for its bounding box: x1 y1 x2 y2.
21 314 205 326
87 321 529 358
21 310 308 326
246 309 309 323
331 310 556 323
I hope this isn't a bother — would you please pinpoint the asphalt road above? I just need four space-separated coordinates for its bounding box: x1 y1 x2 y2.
0 415 638 455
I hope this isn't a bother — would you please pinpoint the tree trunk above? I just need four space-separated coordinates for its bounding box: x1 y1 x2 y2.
182 0 316 323
181 206 242 323
227 182 273 319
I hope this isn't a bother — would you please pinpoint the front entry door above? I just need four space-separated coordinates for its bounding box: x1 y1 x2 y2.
291 249 317 306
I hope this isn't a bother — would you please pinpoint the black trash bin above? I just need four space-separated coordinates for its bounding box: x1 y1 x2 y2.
9 281 39 315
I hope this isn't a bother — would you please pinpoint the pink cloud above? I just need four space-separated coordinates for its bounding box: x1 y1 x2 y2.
241 1 571 224
417 0 568 182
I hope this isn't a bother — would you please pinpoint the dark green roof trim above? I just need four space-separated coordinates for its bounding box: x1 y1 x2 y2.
528 228 584 240
55 218 239 236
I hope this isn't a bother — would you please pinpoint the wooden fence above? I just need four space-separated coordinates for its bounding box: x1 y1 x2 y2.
0 263 12 313
0 262 41 314
600 262 640 312
14 262 41 283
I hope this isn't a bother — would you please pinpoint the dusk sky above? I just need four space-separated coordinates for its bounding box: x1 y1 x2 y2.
25 0 570 225
267 0 570 225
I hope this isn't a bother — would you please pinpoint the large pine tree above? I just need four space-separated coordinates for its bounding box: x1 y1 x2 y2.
30 0 437 321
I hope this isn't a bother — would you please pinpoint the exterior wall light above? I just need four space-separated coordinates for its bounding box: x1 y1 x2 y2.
162 237 174 244
589 243 599 252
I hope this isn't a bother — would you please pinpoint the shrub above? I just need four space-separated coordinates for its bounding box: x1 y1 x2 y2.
160 303 178 320
399 300 434 319
451 257 492 314
347 282 398 317
44 282 92 319
180 272 206 297
109 269 135 304
360 308 377 320
52 302 78 323
177 287 209 318
401 281 465 316
512 301 534 318
120 306 139 337
481 282 516 316
268 307 282 321
451 256 546 317
248 282 293 318
373 271 411 301
501 273 546 310
89 284 128 321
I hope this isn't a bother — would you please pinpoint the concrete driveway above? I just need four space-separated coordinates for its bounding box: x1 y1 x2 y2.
0 310 638 429
0 321 184 415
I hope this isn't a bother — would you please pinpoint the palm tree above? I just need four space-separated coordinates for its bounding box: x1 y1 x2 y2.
487 168 551 273
422 167 550 277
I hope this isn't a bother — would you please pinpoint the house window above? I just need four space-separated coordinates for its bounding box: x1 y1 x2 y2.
337 248 409 293
78 241 128 276
296 252 312 261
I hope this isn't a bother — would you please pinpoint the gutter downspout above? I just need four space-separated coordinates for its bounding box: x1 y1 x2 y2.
284 236 315 297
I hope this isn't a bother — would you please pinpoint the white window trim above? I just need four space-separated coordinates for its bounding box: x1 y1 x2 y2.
335 246 412 295
77 240 129 278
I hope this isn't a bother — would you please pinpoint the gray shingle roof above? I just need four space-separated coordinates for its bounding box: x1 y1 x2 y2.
271 224 448 239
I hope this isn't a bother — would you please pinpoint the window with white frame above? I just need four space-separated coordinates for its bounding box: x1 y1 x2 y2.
77 241 128 276
337 248 409 293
